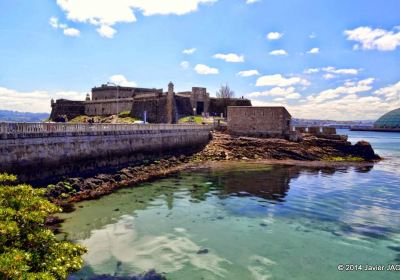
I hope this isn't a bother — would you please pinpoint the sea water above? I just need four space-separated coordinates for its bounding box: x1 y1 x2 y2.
61 130 400 280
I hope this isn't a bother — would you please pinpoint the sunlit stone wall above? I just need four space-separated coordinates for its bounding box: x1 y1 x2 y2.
0 123 212 182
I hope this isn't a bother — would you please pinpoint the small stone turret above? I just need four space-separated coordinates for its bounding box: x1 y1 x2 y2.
168 82 174 95
51 99 55 107
167 82 175 124
85 93 91 101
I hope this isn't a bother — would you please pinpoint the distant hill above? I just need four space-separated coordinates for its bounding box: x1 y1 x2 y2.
292 118 375 128
0 110 49 122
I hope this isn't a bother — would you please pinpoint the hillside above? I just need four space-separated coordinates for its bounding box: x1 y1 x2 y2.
0 110 49 122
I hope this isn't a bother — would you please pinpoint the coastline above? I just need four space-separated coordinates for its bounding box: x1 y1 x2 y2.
45 131 381 211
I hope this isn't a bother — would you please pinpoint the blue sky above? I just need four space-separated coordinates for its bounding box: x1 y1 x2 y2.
0 0 399 120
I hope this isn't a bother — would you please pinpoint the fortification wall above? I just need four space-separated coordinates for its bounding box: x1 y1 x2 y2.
131 97 169 123
84 99 134 116
50 100 85 120
209 98 252 117
227 106 291 137
0 123 211 183
175 96 193 118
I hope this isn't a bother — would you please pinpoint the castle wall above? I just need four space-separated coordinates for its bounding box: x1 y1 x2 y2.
50 100 85 121
131 97 169 123
190 87 210 115
91 86 163 100
209 98 252 117
175 96 193 118
0 123 211 183
227 106 291 137
84 99 134 116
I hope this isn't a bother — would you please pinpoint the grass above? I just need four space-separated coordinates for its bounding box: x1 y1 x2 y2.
323 156 365 162
69 115 141 124
178 116 204 124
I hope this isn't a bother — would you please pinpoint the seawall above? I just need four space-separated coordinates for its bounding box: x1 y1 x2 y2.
0 123 212 183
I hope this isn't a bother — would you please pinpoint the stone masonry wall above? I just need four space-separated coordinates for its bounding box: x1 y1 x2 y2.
131 97 169 123
50 100 85 120
209 98 252 117
227 106 291 137
85 99 134 116
0 123 211 183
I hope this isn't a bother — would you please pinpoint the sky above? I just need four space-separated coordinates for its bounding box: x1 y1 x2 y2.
0 0 399 120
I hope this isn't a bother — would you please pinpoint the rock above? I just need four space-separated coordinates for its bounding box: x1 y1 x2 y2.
87 269 166 280
352 140 380 160
197 248 209 254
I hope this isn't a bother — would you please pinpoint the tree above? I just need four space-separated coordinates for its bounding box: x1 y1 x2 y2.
216 84 235 99
216 84 235 117
0 173 86 279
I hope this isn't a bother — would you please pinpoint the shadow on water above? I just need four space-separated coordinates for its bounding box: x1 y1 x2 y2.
59 163 373 241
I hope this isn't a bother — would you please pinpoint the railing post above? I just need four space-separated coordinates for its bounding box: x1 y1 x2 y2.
0 122 6 139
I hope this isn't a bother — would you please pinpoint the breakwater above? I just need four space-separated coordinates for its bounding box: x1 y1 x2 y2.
0 123 212 183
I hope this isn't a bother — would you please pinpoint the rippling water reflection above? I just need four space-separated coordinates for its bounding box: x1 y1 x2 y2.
62 130 400 280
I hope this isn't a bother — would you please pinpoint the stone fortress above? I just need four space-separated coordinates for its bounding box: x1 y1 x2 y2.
50 82 251 123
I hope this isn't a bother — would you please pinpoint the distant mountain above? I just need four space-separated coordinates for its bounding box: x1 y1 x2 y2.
0 110 49 122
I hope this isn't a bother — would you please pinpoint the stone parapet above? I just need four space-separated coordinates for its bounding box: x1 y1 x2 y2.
0 122 210 140
0 123 212 182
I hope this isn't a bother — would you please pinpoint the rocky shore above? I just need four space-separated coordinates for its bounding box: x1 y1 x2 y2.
45 131 380 211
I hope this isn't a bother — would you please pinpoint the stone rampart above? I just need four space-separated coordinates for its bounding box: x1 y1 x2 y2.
0 123 212 183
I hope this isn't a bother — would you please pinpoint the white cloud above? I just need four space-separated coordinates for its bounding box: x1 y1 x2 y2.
250 79 400 120
182 48 196 55
0 86 85 113
323 66 359 75
180 61 190 70
56 0 216 37
307 47 319 54
309 78 374 103
269 49 288 56
267 32 283 40
374 81 400 101
194 64 219 75
237 70 260 77
246 0 260 3
252 92 399 120
344 26 400 51
247 87 301 99
213 53 244 62
304 68 320 74
54 91 87 100
304 66 360 78
323 73 336 80
97 25 116 38
256 74 309 87
49 16 81 37
109 75 137 87
49 17 59 28
309 33 317 39
63 27 80 37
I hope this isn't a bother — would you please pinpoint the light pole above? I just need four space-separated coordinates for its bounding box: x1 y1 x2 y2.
107 82 119 116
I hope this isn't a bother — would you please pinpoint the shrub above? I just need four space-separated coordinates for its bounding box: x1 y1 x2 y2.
118 111 131 118
0 174 86 279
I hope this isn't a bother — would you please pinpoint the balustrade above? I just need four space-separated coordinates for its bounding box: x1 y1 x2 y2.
0 122 212 139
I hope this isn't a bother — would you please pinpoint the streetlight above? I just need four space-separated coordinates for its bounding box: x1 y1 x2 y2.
107 82 119 116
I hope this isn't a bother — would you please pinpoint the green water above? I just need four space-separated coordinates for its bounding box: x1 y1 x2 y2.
61 131 400 280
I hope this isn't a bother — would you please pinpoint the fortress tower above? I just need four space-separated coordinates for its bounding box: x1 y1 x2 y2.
167 82 175 124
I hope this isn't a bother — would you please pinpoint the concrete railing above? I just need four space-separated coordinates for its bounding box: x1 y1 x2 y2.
0 122 212 139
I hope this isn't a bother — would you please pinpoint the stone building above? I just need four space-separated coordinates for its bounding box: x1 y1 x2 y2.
51 82 252 123
227 106 292 138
